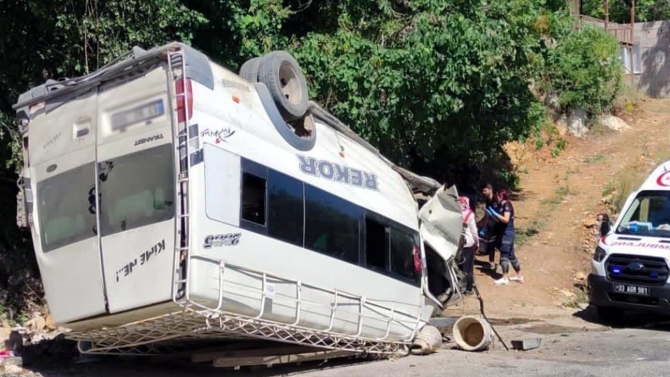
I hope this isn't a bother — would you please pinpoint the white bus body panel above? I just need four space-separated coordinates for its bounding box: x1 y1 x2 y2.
95 65 176 314
29 90 107 325
19 44 461 345
183 66 425 341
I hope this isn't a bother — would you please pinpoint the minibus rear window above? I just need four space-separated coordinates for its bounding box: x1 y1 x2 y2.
37 163 97 252
99 144 175 236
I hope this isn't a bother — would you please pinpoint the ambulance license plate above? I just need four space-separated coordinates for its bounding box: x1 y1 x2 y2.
613 283 649 296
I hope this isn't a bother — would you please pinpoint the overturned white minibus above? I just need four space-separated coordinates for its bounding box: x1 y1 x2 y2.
12 42 466 356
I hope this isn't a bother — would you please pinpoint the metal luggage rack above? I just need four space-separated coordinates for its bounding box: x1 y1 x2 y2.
66 256 427 357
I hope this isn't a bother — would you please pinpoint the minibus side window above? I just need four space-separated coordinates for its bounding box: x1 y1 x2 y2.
389 228 416 281
241 173 267 226
267 170 303 246
304 184 360 264
365 217 389 271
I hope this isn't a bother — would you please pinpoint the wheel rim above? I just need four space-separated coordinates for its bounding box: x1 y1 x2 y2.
287 114 314 140
278 62 303 105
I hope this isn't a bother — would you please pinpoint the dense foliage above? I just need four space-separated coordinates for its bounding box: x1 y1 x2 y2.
542 25 623 115
582 0 670 23
0 0 624 317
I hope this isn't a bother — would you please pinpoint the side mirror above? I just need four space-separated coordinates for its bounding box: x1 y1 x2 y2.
599 221 611 237
598 213 611 237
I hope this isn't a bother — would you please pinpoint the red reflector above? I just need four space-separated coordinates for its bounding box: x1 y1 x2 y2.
176 79 193 123
232 95 240 103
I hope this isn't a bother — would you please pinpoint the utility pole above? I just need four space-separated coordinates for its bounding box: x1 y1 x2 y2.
571 0 580 30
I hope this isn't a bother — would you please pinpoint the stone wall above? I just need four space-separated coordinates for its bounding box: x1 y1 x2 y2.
634 21 670 97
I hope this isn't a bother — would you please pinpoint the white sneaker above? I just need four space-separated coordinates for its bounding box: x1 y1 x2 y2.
510 275 525 283
494 277 509 286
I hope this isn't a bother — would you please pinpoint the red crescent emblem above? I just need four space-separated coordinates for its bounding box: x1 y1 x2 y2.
657 171 670 187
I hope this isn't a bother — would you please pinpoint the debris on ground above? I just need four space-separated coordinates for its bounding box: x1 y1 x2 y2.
0 311 76 376
511 338 542 351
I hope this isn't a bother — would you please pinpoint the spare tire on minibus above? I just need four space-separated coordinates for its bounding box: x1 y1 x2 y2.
258 50 309 121
239 57 262 83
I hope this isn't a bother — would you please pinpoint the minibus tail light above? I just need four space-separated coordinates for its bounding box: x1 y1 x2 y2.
176 78 193 123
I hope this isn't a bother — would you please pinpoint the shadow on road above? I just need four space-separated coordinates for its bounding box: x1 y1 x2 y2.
474 259 503 281
572 304 670 332
14 338 380 377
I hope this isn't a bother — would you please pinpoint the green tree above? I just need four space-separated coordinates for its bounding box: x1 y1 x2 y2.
581 0 670 23
543 25 623 116
0 0 626 317
0 0 206 317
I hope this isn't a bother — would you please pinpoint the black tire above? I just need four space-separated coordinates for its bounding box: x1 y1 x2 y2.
596 306 624 324
239 57 262 83
252 82 317 151
258 51 309 121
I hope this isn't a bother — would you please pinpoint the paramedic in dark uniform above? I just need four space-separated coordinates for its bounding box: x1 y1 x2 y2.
478 183 499 269
486 189 524 285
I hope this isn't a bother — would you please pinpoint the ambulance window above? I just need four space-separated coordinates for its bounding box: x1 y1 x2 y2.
37 163 97 252
99 144 175 236
268 169 303 246
241 173 266 226
617 190 670 236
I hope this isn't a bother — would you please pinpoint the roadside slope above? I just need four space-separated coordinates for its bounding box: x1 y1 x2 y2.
447 97 670 320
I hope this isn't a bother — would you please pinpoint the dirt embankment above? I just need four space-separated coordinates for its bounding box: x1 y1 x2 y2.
448 97 670 320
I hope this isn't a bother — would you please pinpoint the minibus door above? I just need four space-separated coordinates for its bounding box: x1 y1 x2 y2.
418 185 465 306
95 66 178 314
30 91 108 324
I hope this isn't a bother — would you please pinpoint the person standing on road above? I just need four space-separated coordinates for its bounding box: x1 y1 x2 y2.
478 183 499 270
486 189 524 286
459 196 479 296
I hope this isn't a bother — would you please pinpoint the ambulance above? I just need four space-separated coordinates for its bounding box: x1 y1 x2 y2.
589 160 670 321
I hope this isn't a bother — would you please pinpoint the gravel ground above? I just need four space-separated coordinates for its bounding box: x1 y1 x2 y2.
6 307 670 377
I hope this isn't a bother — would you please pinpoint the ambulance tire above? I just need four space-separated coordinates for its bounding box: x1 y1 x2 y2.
258 50 309 121
239 57 262 83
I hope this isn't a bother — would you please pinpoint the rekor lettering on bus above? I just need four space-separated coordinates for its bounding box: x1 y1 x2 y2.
298 155 379 191
134 133 164 146
203 233 241 249
115 239 166 282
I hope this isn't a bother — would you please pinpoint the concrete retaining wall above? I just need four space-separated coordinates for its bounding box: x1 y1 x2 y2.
634 21 670 97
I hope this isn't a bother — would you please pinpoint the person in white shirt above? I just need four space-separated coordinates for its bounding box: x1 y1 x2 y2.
458 196 479 296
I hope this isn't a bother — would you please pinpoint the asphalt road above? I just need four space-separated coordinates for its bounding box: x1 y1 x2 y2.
307 328 670 377
11 308 670 377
